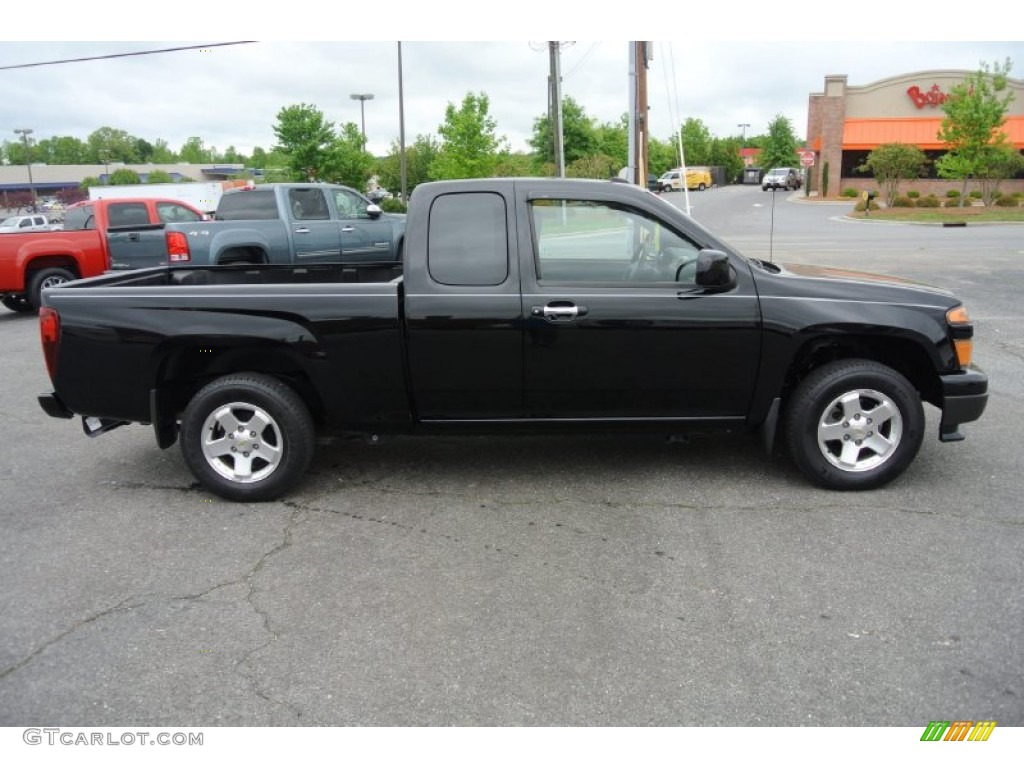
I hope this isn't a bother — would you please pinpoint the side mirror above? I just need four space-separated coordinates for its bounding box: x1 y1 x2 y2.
695 249 735 292
366 204 382 219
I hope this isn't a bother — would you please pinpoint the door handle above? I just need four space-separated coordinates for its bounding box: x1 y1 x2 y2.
294 227 310 234
341 226 355 232
531 302 588 322
128 232 140 242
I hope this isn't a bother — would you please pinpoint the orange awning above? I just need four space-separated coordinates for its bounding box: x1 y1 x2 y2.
843 116 1024 150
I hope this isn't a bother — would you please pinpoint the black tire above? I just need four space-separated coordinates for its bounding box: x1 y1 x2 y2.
28 267 76 310
180 373 315 502
2 294 34 313
698 182 706 191
784 359 924 490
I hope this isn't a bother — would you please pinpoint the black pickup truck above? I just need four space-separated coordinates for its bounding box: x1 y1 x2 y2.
37 178 988 501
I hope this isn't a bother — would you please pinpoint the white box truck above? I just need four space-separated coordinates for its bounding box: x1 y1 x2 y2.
88 180 249 214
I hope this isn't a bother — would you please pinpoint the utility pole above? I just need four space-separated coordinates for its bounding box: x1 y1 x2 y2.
549 42 565 177
398 42 407 204
629 43 651 188
14 128 36 210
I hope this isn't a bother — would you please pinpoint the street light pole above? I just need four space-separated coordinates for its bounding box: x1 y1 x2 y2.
14 128 36 211
350 93 375 150
737 123 750 147
397 44 407 204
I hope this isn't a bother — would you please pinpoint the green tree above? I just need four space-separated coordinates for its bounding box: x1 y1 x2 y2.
937 58 1017 205
493 151 536 177
34 136 88 164
709 137 744 184
860 143 929 206
150 139 176 163
250 146 268 170
566 153 621 179
273 103 336 181
430 92 508 180
179 136 213 164
375 134 441 197
145 169 175 183
674 118 713 166
108 168 142 185
647 138 678 178
321 122 375 189
529 96 598 167
79 176 103 191
757 114 801 172
87 127 140 163
134 138 154 162
594 115 629 169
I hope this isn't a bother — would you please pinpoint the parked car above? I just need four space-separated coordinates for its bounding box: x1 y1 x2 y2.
657 168 712 192
162 183 406 268
0 197 206 312
38 178 987 501
762 167 802 191
0 214 58 234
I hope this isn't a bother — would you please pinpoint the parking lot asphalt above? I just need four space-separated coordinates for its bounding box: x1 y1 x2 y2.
1 185 1022 726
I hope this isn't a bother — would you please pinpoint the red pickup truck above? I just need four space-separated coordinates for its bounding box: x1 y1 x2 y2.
1 197 205 312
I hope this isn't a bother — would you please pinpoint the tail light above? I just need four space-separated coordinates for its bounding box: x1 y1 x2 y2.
39 307 60 380
166 231 191 262
946 305 973 367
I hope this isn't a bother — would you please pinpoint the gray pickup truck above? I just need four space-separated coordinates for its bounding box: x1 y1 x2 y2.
163 182 406 266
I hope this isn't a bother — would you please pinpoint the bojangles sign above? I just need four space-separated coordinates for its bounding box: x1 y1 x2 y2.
907 84 949 108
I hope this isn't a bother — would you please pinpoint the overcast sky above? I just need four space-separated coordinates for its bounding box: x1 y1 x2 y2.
3 10 1021 161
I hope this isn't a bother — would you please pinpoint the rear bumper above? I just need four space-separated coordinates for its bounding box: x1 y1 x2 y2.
938 367 988 442
38 391 74 419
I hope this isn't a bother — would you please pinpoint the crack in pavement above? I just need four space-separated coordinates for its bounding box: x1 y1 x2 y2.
2 505 305 722
0 595 145 681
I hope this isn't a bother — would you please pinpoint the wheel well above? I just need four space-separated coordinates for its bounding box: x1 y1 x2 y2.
782 335 942 409
153 343 326 426
216 246 267 265
26 256 81 280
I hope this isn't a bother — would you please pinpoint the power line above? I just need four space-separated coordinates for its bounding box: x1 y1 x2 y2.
0 42 257 71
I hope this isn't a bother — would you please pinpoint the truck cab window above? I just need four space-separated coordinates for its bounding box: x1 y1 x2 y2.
428 192 508 286
333 189 369 219
288 189 329 221
62 205 95 231
157 202 202 224
530 199 701 284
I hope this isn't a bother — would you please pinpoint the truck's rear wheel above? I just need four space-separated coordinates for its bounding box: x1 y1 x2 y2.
180 373 315 502
28 267 76 310
2 294 33 313
784 360 924 490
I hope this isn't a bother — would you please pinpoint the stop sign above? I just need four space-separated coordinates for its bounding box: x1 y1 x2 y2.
800 151 815 167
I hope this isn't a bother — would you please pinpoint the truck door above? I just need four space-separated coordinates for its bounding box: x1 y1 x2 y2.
518 187 762 420
403 185 524 420
330 187 396 262
105 202 170 269
287 188 342 263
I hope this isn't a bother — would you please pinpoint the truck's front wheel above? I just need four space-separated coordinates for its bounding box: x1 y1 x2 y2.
784 360 924 490
180 374 315 502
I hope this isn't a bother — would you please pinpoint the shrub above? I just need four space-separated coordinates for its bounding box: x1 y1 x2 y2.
853 200 880 212
906 190 921 199
1013 192 1023 199
917 194 941 208
379 198 407 213
841 188 859 198
994 194 1019 207
945 189 960 198
969 190 982 199
891 195 915 207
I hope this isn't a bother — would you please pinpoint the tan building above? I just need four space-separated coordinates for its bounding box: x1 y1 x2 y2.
807 70 1024 197
0 163 246 198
